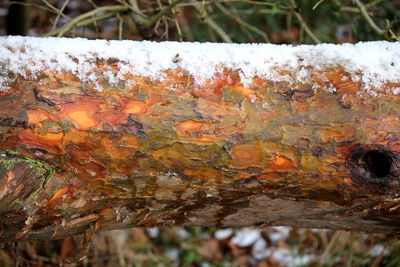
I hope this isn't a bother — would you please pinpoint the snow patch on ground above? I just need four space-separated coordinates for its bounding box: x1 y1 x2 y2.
214 228 233 240
231 228 261 247
0 36 399 95
268 226 291 243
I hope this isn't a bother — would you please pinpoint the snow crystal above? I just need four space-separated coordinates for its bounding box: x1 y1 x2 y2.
0 36 399 96
296 68 309 80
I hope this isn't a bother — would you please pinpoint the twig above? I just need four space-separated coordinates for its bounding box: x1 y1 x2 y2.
127 0 150 39
320 231 341 263
52 0 70 30
339 6 362 13
312 0 325 10
233 0 281 7
40 0 69 19
169 0 184 41
127 0 146 17
6 0 69 19
214 1 270 42
388 29 400 41
203 15 233 43
289 0 321 44
88 0 98 9
339 0 384 14
71 12 117 30
194 3 232 43
146 0 184 26
117 13 124 40
44 5 130 37
354 0 384 35
156 0 169 40
127 0 183 39
235 8 288 15
366 0 385 8
147 1 287 13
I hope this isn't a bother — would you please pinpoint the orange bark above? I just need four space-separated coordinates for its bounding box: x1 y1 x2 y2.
0 42 400 241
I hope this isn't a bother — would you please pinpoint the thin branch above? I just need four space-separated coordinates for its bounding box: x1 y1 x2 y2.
40 0 66 16
354 0 385 35
52 0 70 30
339 6 362 13
312 0 325 10
289 0 321 44
146 0 184 26
339 0 384 14
201 16 233 43
366 0 385 8
9 0 73 36
127 0 183 39
388 29 400 41
116 13 124 40
127 0 146 17
43 5 130 37
7 1 68 18
88 0 98 9
193 3 232 42
156 0 169 40
214 1 270 42
237 8 288 15
232 0 282 8
74 12 118 29
153 1 288 12
169 0 184 41
126 0 150 39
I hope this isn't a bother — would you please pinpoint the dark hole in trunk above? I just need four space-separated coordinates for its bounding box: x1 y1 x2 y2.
361 150 392 178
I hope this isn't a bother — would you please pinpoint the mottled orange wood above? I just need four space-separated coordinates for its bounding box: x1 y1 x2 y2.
0 43 400 242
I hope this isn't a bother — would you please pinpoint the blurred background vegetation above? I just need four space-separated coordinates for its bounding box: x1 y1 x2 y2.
0 0 400 266
1 0 399 42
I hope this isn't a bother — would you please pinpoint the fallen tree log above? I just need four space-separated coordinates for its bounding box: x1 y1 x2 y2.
0 36 400 241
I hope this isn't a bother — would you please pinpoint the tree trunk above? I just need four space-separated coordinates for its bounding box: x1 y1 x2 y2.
0 36 400 241
6 0 31 36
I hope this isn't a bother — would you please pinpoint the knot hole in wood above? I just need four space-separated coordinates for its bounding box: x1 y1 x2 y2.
347 146 400 193
360 150 392 178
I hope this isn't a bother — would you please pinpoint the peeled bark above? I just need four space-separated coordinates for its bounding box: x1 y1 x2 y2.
0 37 400 241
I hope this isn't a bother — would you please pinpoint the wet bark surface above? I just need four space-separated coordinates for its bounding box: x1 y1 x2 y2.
1 53 400 241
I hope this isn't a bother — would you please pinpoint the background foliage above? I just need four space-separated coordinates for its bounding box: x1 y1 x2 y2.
1 0 400 43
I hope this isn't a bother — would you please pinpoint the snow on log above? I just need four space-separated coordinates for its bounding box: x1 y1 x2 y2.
0 36 400 241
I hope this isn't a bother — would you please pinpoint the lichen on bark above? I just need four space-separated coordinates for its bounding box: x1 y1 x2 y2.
0 150 53 213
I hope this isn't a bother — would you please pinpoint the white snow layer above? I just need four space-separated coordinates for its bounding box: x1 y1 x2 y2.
0 36 399 94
